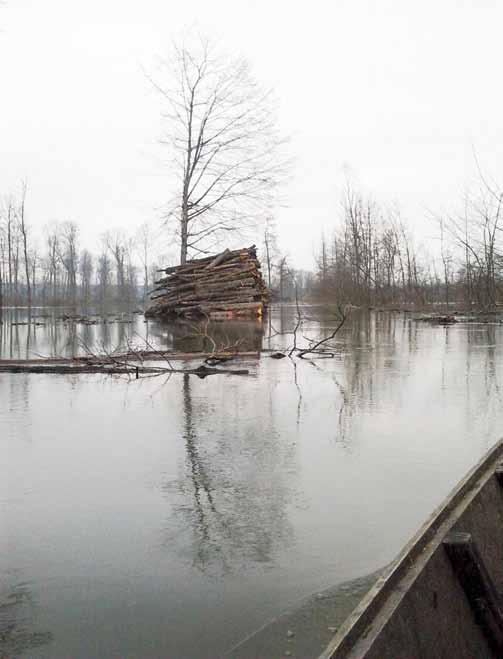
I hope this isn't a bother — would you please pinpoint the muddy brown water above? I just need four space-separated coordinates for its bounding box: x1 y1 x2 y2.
1 305 503 658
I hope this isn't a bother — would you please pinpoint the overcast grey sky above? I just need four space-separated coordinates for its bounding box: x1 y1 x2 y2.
1 0 502 268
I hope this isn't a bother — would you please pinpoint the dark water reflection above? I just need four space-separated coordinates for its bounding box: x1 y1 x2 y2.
163 373 296 576
0 580 53 656
2 306 503 657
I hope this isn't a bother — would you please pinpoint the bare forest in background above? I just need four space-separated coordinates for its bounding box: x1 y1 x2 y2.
3 175 503 311
307 178 503 311
0 186 161 308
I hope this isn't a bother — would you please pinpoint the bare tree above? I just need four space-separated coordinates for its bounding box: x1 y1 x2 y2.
0 221 5 308
97 250 112 306
124 237 137 305
440 176 503 310
30 247 38 302
277 255 289 301
5 198 14 301
104 230 126 301
58 221 79 305
18 181 31 306
80 249 93 306
136 221 153 302
45 225 60 303
439 218 453 308
307 182 429 307
148 35 286 264
263 216 278 290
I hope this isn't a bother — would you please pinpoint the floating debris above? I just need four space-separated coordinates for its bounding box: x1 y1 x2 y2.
415 314 457 325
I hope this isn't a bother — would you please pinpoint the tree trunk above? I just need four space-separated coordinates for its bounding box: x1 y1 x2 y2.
180 198 189 264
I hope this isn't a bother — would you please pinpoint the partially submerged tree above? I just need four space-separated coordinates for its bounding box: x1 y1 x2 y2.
148 35 286 264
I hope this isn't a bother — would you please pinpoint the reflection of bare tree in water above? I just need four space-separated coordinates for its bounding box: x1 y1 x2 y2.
97 320 111 351
0 309 146 361
465 323 503 418
163 373 297 575
323 312 421 445
180 373 222 570
330 313 503 447
0 582 53 657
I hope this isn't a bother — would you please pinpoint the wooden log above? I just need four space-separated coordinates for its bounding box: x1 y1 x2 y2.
161 289 260 308
151 291 261 310
157 258 259 283
205 248 231 269
146 299 264 318
160 277 258 301
152 276 262 298
151 288 261 307
157 246 256 274
0 363 250 376
198 301 263 312
0 351 260 365
153 267 259 293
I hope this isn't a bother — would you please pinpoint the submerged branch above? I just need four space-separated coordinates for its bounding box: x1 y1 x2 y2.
0 362 249 377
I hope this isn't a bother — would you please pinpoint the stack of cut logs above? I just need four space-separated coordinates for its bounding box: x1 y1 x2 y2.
145 246 269 320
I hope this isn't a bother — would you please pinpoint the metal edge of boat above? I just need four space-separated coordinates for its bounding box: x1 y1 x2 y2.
318 438 503 659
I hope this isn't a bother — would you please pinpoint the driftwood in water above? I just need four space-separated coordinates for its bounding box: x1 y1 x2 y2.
0 350 259 366
0 348 257 377
0 363 249 377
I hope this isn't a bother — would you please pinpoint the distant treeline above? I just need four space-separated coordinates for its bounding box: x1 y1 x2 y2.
302 180 503 309
0 185 162 308
4 176 503 311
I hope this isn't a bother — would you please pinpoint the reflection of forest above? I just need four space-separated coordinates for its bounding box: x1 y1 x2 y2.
0 581 53 656
327 312 503 444
464 322 502 415
298 312 420 445
163 374 298 575
0 309 145 359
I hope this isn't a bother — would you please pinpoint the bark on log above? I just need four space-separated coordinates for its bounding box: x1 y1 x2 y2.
157 246 256 274
0 362 250 376
0 351 259 366
205 248 232 269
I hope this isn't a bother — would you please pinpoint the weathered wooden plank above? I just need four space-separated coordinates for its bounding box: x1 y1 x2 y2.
494 465 503 488
443 531 503 654
320 439 503 659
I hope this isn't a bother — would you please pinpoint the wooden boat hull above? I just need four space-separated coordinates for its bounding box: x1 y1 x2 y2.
320 440 503 658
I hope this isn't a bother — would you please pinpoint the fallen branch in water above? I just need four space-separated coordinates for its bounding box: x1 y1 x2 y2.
297 305 348 358
0 350 259 366
0 362 249 378
268 303 349 360
0 338 256 378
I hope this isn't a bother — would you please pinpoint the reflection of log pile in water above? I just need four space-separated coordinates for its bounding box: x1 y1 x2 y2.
145 246 269 320
150 318 264 354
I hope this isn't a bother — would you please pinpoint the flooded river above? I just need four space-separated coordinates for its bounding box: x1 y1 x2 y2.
1 306 503 657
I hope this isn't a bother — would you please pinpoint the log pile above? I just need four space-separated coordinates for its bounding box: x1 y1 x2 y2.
145 246 269 320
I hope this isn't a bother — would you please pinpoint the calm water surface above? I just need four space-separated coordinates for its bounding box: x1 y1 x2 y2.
1 306 502 657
